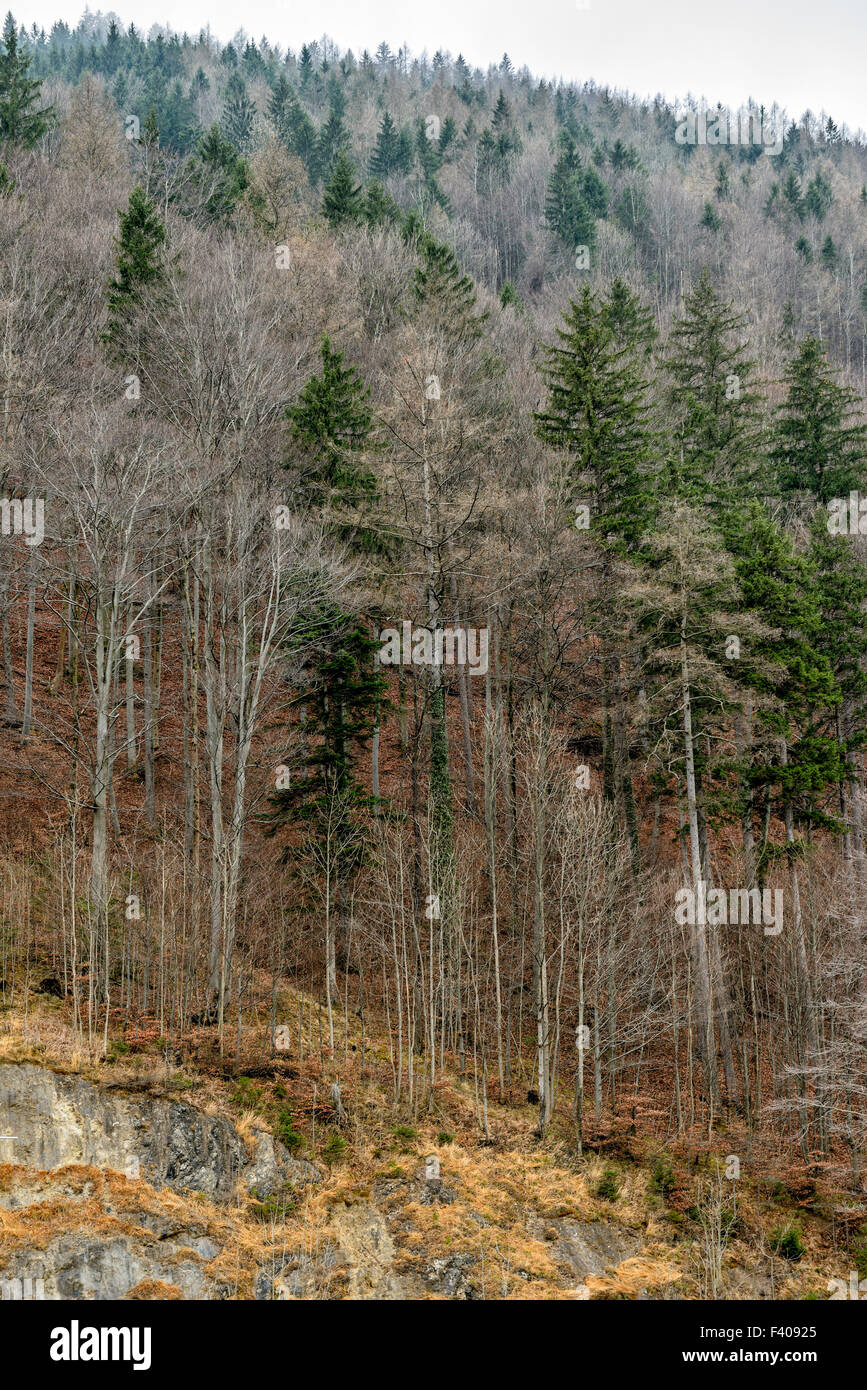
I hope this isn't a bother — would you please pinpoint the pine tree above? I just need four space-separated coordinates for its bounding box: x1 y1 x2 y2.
536 282 657 865
102 185 166 356
193 123 248 221
700 200 722 232
805 170 833 220
271 81 316 177
0 12 53 146
545 136 597 255
810 509 867 871
363 180 400 227
287 336 377 517
665 270 763 506
264 602 387 1004
781 171 805 219
723 502 840 1069
714 159 731 200
725 503 842 850
601 277 658 355
267 73 293 134
535 283 657 550
321 150 363 226
315 106 350 180
407 218 486 345
580 164 608 218
771 336 867 504
369 110 401 177
221 71 256 153
267 605 385 821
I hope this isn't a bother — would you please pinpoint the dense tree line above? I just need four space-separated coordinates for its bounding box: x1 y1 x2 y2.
0 13 866 1180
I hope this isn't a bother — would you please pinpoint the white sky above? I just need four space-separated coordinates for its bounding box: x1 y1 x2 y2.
13 0 867 136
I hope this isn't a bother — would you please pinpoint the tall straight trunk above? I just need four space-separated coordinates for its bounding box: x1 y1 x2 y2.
125 602 136 769
91 601 111 939
204 543 226 1013
142 597 156 828
1 546 17 722
21 547 35 736
533 701 552 1135
734 699 756 887
779 737 818 1054
484 612 504 1097
449 567 476 815
680 633 718 1107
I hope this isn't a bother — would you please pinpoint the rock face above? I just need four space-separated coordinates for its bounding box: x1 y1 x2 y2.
1 1062 242 1200
247 1132 320 1199
528 1215 641 1282
0 1062 324 1301
0 1062 319 1202
2 1229 214 1300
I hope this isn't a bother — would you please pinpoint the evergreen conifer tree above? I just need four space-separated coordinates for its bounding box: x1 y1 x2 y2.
0 12 53 145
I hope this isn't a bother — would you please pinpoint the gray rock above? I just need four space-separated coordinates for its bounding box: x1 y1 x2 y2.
246 1132 321 1198
2 1231 214 1300
423 1253 477 1299
0 1062 243 1201
527 1216 641 1280
0 1062 322 1204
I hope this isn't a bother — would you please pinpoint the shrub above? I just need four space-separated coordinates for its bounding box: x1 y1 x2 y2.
392 1125 418 1140
323 1132 348 1164
275 1108 305 1154
596 1168 620 1201
770 1223 805 1261
650 1154 676 1198
231 1077 264 1111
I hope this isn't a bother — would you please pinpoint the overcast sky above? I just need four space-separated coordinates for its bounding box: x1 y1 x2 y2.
13 0 866 136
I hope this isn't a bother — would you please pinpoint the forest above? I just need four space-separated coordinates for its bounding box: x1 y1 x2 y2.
0 8 866 1305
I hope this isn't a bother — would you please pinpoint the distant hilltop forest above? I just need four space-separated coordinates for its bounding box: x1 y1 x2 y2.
2 8 866 377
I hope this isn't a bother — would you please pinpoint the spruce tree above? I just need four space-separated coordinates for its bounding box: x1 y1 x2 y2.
601 276 658 356
363 180 400 227
665 270 763 506
193 123 248 221
536 284 657 861
102 186 166 356
270 78 317 176
545 135 597 255
0 12 53 146
725 502 842 859
810 509 867 864
406 218 487 346
369 110 401 177
221 71 256 153
535 283 656 550
287 335 377 525
771 335 867 504
321 150 363 225
315 107 350 181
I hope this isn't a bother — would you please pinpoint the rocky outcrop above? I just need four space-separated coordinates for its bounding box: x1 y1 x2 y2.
0 1062 319 1202
527 1215 642 1282
0 1062 325 1300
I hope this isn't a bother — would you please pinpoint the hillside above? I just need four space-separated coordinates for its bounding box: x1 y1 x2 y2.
0 8 866 1316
